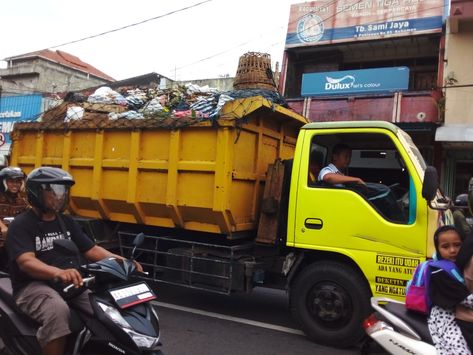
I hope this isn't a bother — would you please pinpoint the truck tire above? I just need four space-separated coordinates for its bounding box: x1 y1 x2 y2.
290 261 372 348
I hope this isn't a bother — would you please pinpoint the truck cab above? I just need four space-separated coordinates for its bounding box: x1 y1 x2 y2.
286 121 442 346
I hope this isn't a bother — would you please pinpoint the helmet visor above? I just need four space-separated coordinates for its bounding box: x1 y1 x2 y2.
40 183 70 212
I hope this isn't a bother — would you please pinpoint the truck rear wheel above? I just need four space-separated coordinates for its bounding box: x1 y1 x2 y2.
290 261 371 348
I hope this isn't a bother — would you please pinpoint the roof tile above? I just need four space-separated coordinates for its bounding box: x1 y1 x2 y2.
5 49 114 81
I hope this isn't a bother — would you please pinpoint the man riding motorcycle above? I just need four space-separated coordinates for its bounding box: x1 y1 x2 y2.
5 167 142 355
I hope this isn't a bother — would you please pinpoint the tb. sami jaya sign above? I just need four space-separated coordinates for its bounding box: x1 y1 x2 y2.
286 0 446 47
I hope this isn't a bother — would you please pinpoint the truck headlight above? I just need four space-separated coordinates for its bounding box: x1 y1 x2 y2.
97 302 160 349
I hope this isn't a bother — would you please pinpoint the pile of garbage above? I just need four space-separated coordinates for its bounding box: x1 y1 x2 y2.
45 83 288 125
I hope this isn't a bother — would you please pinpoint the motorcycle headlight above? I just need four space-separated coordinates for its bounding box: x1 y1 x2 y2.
122 328 160 348
97 302 160 349
98 302 131 329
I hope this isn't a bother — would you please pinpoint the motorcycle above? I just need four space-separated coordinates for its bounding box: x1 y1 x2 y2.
0 232 164 355
363 297 436 355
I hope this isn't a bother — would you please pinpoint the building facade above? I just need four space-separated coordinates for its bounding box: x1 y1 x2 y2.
0 49 114 163
279 0 448 184
435 0 473 197
0 49 114 96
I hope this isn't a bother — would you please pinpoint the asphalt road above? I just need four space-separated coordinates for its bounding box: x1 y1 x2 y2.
0 281 387 354
150 282 387 355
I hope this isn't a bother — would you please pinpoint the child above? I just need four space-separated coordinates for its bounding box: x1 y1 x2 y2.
455 229 473 349
428 225 473 354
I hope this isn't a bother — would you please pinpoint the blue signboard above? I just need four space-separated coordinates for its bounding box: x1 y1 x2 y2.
0 94 42 154
301 67 410 96
285 0 446 47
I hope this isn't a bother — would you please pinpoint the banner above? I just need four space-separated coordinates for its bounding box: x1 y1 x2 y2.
0 94 42 155
286 0 446 47
301 67 410 96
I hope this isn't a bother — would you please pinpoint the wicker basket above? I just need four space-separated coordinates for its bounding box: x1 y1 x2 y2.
233 52 276 91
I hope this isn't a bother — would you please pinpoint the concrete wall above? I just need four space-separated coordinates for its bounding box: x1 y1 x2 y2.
444 21 473 124
0 58 110 96
178 77 235 92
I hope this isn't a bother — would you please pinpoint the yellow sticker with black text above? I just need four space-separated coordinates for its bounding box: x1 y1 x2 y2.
375 254 421 297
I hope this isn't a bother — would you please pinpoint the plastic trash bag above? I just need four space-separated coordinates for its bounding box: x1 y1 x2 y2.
65 106 84 122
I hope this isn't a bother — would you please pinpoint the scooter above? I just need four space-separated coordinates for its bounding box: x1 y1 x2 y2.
0 233 164 355
363 297 436 355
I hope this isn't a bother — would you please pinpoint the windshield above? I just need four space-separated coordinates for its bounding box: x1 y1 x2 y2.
397 129 427 178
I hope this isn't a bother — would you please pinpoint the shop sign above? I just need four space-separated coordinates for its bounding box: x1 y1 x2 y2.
0 94 42 154
301 67 409 96
286 0 447 47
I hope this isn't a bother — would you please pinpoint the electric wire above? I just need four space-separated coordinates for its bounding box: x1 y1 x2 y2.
169 2 449 77
0 1 458 98
1 1 450 79
46 0 214 51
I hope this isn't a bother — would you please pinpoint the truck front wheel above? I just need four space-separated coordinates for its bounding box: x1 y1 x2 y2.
290 261 371 348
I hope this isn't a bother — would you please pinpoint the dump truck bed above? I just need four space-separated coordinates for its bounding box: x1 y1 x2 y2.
11 96 307 238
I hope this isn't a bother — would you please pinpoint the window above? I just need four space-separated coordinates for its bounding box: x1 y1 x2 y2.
309 132 414 224
308 144 327 186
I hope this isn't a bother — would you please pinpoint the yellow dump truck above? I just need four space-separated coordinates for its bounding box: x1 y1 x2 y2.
10 96 447 348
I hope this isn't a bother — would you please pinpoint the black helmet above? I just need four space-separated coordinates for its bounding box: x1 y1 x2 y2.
26 167 75 212
0 167 25 180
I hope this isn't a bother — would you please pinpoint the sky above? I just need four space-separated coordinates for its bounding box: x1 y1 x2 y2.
1 0 298 81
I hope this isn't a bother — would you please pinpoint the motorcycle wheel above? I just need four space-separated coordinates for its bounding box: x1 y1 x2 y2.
290 261 372 348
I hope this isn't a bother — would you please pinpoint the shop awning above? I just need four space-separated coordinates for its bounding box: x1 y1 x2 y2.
435 125 473 142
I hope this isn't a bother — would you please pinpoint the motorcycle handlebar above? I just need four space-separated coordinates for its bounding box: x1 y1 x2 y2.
63 276 95 293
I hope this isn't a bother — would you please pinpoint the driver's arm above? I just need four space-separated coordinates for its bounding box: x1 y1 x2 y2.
84 245 143 272
323 173 365 185
16 252 83 287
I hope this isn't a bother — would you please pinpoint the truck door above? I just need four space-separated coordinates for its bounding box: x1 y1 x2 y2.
290 128 427 258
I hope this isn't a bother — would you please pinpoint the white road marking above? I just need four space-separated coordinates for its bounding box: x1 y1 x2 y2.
152 300 305 336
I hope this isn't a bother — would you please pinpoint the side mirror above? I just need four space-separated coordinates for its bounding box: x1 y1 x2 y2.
53 239 80 256
422 166 439 201
131 233 145 260
133 233 145 247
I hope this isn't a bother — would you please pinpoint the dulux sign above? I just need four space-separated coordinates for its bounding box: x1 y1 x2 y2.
301 67 409 96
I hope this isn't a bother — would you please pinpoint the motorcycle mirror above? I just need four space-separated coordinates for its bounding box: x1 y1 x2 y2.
133 233 145 247
131 233 145 260
53 239 80 257
422 166 439 201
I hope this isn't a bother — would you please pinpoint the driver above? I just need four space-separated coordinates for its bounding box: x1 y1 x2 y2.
6 167 142 355
318 144 406 222
318 143 364 186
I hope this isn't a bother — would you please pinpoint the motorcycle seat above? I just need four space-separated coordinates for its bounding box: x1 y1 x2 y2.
384 301 433 343
0 278 84 334
0 278 39 335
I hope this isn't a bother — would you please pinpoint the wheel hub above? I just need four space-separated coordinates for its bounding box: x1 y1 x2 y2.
308 283 352 326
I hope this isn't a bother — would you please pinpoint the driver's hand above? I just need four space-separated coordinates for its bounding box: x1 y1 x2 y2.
54 268 83 288
355 178 366 185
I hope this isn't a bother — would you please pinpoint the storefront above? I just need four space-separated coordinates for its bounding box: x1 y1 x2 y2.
435 125 473 197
